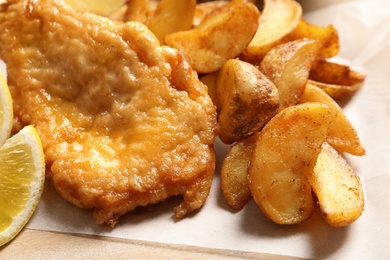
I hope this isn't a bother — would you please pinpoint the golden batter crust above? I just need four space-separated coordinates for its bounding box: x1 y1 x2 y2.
0 0 218 227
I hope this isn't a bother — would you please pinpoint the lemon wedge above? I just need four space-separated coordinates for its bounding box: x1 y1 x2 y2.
0 125 45 247
0 60 13 146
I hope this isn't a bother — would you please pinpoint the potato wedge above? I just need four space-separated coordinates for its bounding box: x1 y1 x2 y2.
124 0 154 23
200 71 219 107
260 38 321 111
287 18 340 59
165 1 260 73
221 134 258 210
301 83 365 156
307 80 363 101
309 59 366 100
64 0 125 16
311 142 365 227
145 0 196 43
240 0 302 63
193 1 228 27
108 4 128 22
249 102 332 225
217 59 279 144
310 59 366 87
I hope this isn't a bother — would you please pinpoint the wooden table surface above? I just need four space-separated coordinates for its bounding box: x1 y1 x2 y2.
0 228 304 259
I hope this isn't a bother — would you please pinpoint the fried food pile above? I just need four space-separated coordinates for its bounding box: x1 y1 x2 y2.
115 0 364 227
0 0 218 227
0 0 367 229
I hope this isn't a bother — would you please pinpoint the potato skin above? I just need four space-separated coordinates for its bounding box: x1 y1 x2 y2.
260 38 321 111
308 59 366 100
287 19 340 59
165 1 260 73
241 0 302 63
217 59 279 144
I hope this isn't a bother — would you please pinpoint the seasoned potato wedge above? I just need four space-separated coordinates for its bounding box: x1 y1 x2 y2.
310 59 366 87
123 0 151 23
145 0 196 43
249 102 332 225
193 0 228 27
309 59 366 100
221 134 258 210
216 59 279 144
241 0 302 63
260 38 321 111
307 80 363 101
200 71 219 107
287 18 340 59
108 5 129 22
311 142 365 227
301 83 365 156
165 1 260 73
64 0 125 16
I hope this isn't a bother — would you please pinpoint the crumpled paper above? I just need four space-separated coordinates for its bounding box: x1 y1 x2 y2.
26 1 390 259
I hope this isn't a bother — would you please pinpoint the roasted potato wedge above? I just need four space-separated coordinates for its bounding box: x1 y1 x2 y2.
240 0 302 63
221 134 258 210
249 102 332 225
307 80 363 101
200 71 219 106
301 83 365 156
311 142 365 227
260 38 321 111
145 0 196 43
309 59 366 100
108 4 128 22
287 18 340 59
165 1 260 73
310 59 366 86
193 0 228 27
64 0 125 16
216 59 279 144
123 0 150 23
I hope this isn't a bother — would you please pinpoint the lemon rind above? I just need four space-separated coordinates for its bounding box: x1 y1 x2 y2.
0 72 13 147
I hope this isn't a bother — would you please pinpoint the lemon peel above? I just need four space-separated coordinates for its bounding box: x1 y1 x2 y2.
0 60 13 146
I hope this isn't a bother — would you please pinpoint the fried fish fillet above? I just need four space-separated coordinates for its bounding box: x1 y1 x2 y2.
0 0 219 227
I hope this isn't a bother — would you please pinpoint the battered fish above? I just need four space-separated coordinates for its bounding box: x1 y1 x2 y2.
0 0 218 227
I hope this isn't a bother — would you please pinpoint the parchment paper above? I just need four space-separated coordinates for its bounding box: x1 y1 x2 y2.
26 1 390 259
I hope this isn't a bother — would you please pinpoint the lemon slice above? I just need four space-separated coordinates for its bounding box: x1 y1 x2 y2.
0 125 45 247
0 61 13 147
